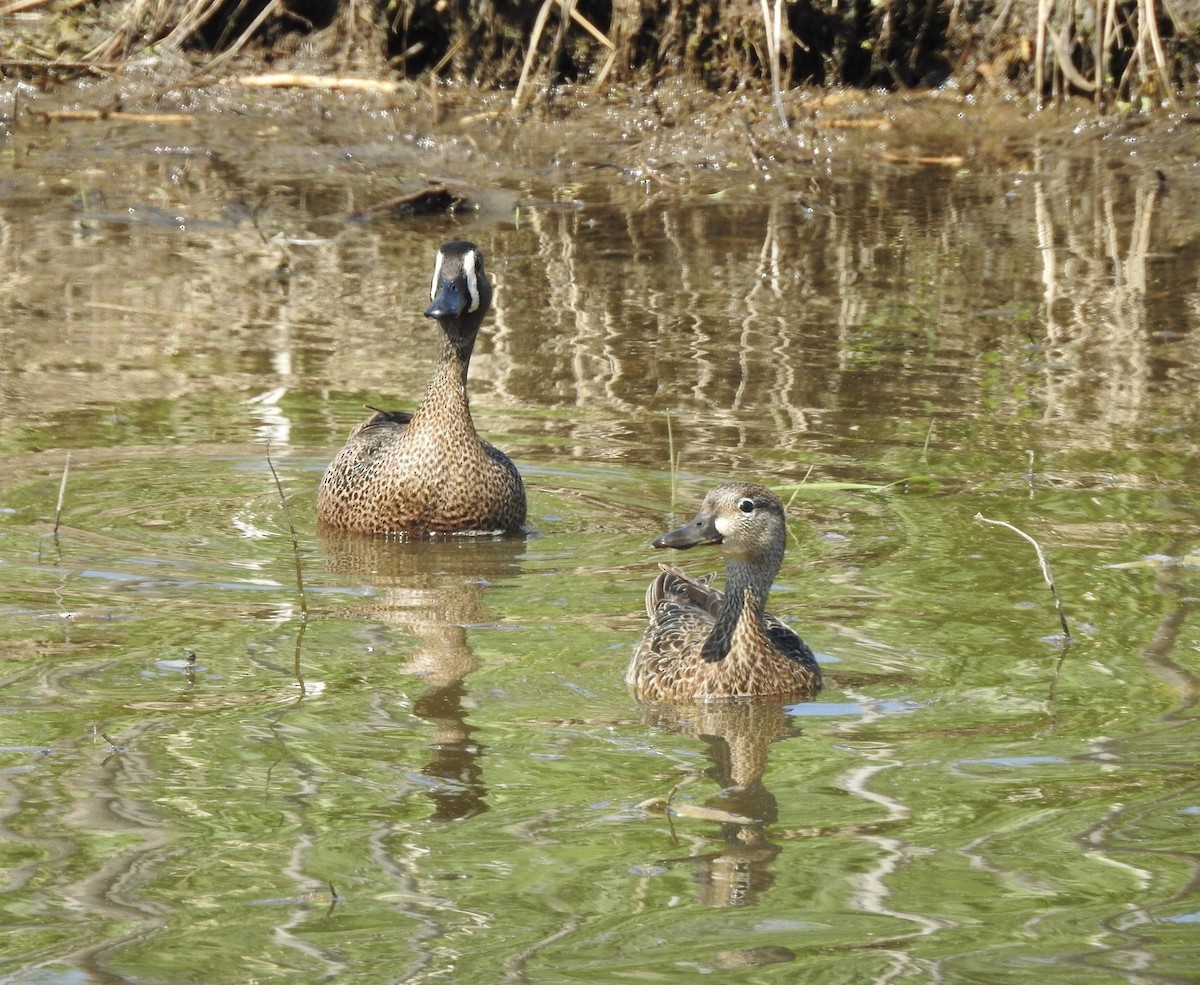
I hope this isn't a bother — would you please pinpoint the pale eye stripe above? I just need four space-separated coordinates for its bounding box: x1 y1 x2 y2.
463 248 480 312
429 250 444 301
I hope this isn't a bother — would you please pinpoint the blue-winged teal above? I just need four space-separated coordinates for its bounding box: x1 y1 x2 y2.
628 483 822 702
317 241 526 537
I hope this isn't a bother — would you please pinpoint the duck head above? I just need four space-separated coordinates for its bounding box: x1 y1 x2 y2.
654 483 787 567
425 241 493 333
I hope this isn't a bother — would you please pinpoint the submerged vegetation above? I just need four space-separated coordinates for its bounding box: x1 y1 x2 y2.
2 0 1198 109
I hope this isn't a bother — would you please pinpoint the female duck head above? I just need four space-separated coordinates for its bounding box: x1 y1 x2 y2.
654 483 787 571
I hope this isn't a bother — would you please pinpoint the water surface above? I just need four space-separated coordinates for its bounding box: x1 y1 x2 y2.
1 87 1198 984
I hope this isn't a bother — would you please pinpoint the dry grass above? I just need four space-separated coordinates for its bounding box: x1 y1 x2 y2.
1033 0 1178 108
0 0 1195 108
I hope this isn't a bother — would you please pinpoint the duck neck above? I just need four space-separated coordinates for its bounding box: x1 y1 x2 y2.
414 326 477 428
700 552 778 663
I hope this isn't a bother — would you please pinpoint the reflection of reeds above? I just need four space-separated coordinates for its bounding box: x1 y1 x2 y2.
666 411 680 509
1 111 1196 477
1032 154 1165 432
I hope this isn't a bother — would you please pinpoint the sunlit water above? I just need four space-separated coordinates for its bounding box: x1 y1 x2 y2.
1 88 1198 984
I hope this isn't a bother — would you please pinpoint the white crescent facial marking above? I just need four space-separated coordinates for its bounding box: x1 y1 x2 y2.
429 249 445 302
462 248 480 312
714 515 733 536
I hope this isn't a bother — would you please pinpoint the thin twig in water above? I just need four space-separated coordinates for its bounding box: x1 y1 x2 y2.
663 784 680 844
784 464 815 548
265 446 308 620
53 452 71 539
665 410 678 509
975 513 1071 639
782 464 815 513
921 420 934 465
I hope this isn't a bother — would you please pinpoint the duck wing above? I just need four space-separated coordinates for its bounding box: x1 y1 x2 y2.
347 405 414 440
644 564 720 620
763 614 818 668
633 564 723 669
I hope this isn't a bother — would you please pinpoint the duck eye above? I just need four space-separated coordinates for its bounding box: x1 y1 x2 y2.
738 498 755 514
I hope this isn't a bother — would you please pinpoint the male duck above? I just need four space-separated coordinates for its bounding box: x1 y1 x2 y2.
628 483 822 702
317 241 526 537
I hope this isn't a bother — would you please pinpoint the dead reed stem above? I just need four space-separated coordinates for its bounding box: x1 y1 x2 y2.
196 0 284 76
1035 0 1048 108
235 73 400 93
758 0 788 127
511 0 556 113
975 513 1071 639
511 0 613 113
1139 0 1175 105
1036 0 1178 108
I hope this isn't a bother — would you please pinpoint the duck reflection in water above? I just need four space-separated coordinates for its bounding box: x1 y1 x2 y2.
641 699 800 909
320 529 525 821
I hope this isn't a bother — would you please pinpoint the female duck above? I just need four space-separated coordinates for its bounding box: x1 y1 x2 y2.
317 241 526 537
628 483 821 702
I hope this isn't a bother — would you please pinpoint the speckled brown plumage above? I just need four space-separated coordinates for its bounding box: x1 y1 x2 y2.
317 241 526 538
628 483 822 702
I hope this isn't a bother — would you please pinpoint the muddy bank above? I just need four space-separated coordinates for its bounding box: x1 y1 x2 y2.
4 63 1196 190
